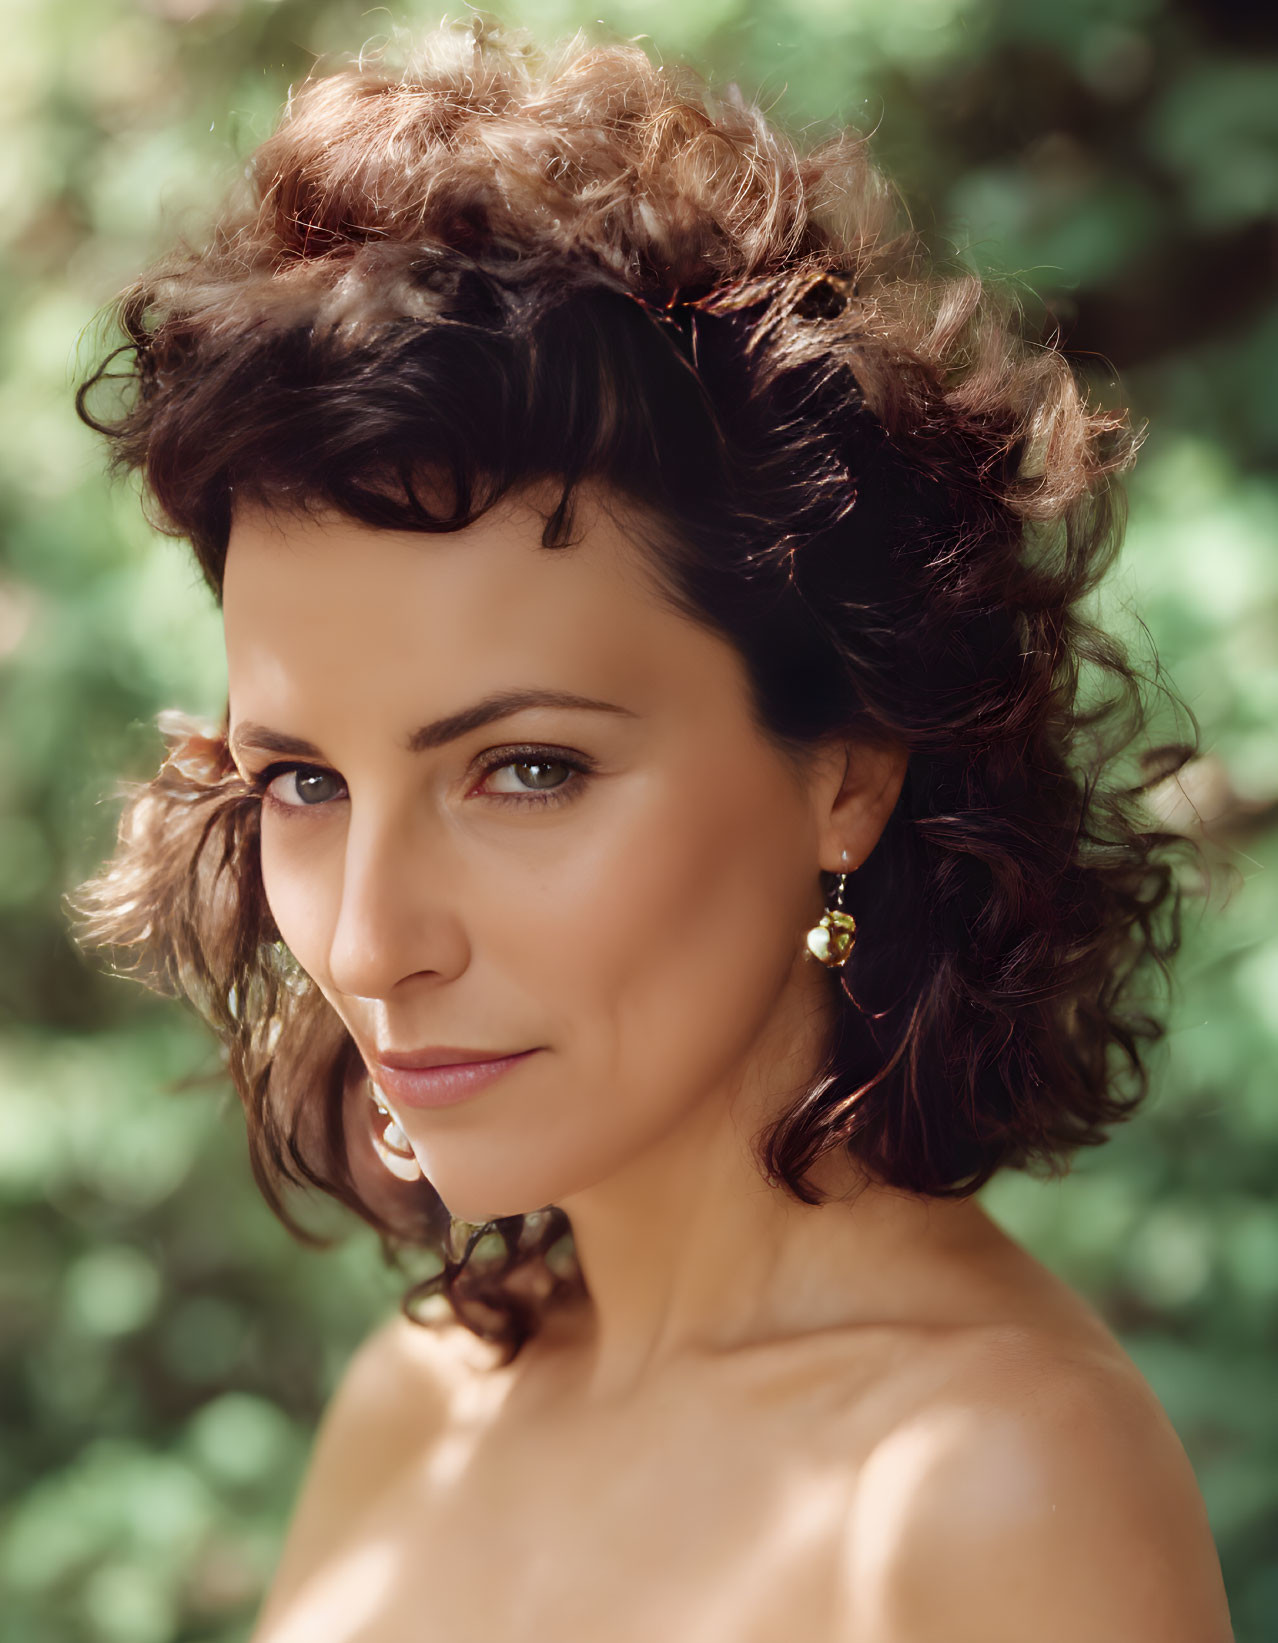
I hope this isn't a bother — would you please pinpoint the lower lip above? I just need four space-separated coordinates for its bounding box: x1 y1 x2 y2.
371 1050 540 1110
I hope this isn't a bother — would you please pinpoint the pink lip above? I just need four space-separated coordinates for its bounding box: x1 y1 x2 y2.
376 1045 519 1070
370 1049 539 1110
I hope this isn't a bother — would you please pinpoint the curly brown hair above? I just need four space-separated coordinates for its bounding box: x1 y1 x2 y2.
70 20 1202 1362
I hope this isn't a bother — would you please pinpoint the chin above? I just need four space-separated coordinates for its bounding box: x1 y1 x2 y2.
419 1136 621 1227
433 1186 545 1225
423 1160 571 1226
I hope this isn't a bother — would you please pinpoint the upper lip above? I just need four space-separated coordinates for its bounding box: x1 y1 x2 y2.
372 1045 529 1071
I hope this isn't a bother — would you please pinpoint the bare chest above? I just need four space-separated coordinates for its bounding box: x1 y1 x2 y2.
256 1352 907 1643
254 1283 1124 1643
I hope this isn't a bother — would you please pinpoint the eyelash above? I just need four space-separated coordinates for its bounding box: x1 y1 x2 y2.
248 745 596 816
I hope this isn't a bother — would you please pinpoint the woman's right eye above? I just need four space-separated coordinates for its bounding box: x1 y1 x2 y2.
254 764 347 812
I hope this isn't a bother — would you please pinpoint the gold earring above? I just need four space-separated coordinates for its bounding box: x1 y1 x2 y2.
804 853 857 969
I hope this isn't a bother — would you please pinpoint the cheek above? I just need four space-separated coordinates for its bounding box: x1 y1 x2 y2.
257 823 337 967
504 759 813 1092
618 833 807 1092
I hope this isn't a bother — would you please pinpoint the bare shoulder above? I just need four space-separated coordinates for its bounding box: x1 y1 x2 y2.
300 1307 489 1480
846 1323 1235 1643
249 1311 491 1639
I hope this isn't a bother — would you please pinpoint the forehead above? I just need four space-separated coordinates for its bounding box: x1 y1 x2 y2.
221 486 747 720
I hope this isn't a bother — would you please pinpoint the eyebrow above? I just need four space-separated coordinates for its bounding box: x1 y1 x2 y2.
229 687 637 762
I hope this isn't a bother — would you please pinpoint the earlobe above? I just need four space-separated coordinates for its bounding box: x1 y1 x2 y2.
820 739 909 871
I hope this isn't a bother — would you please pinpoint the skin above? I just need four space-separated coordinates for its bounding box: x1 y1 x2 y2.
223 483 1234 1642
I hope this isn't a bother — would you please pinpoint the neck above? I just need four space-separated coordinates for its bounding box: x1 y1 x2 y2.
550 966 989 1405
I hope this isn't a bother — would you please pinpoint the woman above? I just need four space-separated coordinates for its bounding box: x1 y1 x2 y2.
71 20 1234 1642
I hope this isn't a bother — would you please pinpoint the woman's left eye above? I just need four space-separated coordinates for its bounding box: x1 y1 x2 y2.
475 750 592 805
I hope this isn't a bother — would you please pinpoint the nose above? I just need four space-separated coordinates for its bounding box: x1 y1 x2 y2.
325 803 469 1001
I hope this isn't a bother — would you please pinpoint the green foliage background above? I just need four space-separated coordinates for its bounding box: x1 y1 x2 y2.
1 0 1274 1637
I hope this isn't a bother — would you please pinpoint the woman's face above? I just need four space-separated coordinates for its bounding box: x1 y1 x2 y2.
223 485 867 1223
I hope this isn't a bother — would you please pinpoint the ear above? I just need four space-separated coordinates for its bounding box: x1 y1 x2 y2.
811 737 909 873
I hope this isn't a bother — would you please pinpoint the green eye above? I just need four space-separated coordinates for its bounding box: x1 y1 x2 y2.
290 770 343 803
477 748 592 805
256 764 347 809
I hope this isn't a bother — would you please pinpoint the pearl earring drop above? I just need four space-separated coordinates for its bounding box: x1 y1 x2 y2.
368 1078 416 1157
